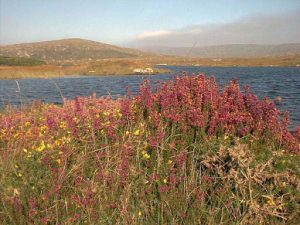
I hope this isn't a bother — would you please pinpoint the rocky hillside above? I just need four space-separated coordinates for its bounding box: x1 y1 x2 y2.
0 39 148 62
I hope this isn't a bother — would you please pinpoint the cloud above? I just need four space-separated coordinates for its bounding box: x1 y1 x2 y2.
137 30 175 39
132 9 300 47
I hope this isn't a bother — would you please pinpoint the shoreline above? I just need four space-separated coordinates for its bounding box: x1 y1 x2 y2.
0 64 299 79
1 55 300 79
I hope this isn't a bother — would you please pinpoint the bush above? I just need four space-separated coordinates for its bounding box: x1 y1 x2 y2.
0 74 299 224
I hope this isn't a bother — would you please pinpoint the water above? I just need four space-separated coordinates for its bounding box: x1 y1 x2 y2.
0 66 299 127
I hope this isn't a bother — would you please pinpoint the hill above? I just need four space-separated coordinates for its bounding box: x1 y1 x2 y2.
0 38 148 62
141 43 300 58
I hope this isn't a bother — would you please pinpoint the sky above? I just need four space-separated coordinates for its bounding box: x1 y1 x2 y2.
0 0 300 47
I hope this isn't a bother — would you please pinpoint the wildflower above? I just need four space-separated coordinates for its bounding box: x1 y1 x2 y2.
25 121 31 127
39 125 48 134
163 179 168 184
13 188 20 196
59 121 67 129
56 159 61 164
37 141 46 152
138 211 142 216
142 152 150 159
17 173 22 177
167 160 173 164
103 111 110 116
263 195 276 206
125 131 130 136
134 129 140 136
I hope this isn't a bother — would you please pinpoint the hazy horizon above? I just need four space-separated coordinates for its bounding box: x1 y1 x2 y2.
1 0 300 47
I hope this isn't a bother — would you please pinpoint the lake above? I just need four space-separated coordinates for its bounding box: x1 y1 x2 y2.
0 66 299 127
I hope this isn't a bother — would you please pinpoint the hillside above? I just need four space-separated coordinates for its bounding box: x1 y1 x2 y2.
0 38 148 62
142 43 300 58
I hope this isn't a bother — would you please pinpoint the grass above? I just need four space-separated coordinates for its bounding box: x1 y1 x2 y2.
0 56 45 66
1 55 300 79
0 74 299 224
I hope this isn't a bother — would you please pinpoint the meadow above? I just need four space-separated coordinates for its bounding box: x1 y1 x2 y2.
0 73 299 224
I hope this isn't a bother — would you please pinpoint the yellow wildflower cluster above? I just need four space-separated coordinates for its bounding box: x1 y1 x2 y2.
59 121 67 129
103 111 110 117
37 141 46 152
134 129 140 136
263 195 276 206
115 109 122 118
142 151 150 159
38 125 48 136
73 117 80 123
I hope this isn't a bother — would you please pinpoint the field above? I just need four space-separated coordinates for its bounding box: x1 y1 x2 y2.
0 74 299 224
0 55 300 79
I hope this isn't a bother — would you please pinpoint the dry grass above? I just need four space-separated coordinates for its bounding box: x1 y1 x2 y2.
1 55 299 79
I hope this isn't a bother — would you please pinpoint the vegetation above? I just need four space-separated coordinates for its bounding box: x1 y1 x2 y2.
1 55 300 79
0 74 299 224
0 39 146 62
0 56 45 66
1 39 300 79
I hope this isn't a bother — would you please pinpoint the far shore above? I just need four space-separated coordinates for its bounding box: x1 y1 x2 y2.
1 55 299 79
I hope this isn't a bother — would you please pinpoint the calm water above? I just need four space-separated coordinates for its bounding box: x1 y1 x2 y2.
0 66 299 127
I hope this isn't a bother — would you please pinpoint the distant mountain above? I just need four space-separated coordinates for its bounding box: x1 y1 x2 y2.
0 38 148 62
141 44 300 58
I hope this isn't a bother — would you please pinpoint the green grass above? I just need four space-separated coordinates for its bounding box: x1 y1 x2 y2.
0 56 45 66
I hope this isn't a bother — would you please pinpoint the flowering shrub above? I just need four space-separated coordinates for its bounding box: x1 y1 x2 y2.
0 74 299 224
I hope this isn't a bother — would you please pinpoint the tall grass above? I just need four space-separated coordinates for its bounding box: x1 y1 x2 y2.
0 73 299 224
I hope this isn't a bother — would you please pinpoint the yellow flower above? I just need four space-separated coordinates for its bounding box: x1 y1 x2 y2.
143 153 150 159
103 111 110 116
59 121 67 129
138 211 142 216
125 131 130 136
134 129 140 136
224 135 229 140
73 117 79 123
17 173 22 177
163 179 167 184
37 141 46 152
55 139 62 146
25 121 31 127
56 159 61 164
39 125 48 133
167 160 173 164
263 195 276 206
13 188 20 196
